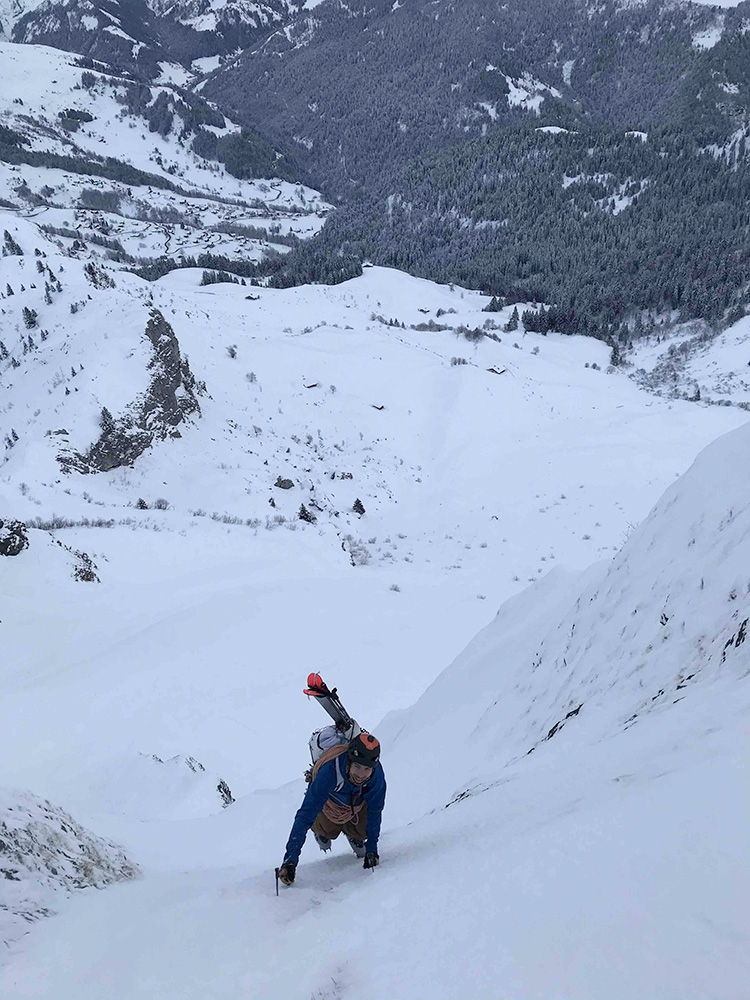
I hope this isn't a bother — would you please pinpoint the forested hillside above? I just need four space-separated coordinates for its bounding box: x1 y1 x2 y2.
199 0 750 334
269 124 750 338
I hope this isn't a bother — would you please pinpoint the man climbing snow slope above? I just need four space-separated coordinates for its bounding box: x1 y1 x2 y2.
278 733 386 885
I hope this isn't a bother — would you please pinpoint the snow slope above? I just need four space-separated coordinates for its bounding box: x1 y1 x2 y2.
2 400 748 998
0 786 138 952
1 209 747 809
1 120 749 984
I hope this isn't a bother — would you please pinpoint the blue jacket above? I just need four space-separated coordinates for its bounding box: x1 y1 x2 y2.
284 754 386 865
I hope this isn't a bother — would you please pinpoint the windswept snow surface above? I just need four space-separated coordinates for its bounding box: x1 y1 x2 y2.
1 207 749 993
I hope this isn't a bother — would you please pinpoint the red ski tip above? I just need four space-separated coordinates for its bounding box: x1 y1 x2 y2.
304 672 327 696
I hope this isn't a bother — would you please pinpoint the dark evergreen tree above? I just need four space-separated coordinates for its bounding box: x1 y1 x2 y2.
22 307 38 329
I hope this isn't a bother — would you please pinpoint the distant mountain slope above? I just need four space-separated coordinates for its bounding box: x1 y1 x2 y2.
0 40 323 252
12 0 750 334
205 0 750 192
0 0 46 36
196 0 750 334
276 121 750 338
12 0 302 78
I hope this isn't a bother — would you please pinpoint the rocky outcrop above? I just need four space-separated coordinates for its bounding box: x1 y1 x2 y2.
61 309 206 474
0 787 139 950
0 518 29 556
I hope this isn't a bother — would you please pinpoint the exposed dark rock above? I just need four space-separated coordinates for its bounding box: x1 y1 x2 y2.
217 779 235 808
0 519 29 556
274 476 294 489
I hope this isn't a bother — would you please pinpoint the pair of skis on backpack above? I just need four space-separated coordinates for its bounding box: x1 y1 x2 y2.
303 672 362 779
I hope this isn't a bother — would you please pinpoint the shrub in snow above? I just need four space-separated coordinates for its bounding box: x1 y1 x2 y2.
275 476 294 490
353 498 366 515
0 518 29 556
342 534 371 566
83 261 115 289
72 550 99 582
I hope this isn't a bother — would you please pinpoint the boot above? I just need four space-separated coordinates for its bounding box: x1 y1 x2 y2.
313 832 332 852
347 837 366 859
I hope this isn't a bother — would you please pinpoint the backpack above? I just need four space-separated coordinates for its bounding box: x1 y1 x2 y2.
308 725 347 766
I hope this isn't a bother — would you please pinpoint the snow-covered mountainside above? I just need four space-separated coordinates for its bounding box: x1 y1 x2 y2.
1 32 749 997
0 0 45 36
147 0 299 37
11 0 300 74
0 40 325 268
1 403 747 996
629 315 750 407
